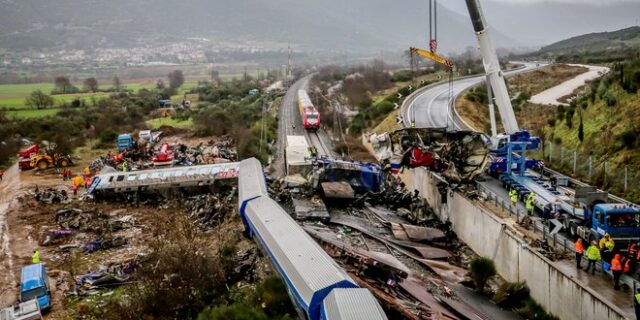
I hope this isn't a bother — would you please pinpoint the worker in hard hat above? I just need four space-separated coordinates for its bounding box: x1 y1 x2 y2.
32 249 40 264
509 189 518 207
525 192 535 216
72 174 84 196
599 234 615 262
574 238 584 269
584 240 601 275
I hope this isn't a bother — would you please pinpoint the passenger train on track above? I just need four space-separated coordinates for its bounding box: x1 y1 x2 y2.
297 89 320 131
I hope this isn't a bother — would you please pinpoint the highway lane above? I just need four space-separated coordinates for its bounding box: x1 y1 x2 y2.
404 62 542 130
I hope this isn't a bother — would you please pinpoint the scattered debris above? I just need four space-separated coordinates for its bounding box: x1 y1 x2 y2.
291 196 330 221
35 188 69 204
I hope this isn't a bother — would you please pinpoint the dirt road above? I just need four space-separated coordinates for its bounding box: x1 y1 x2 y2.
0 164 21 306
529 64 610 105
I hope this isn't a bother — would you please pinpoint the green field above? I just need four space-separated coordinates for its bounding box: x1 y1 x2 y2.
0 80 201 117
6 108 61 118
146 117 193 130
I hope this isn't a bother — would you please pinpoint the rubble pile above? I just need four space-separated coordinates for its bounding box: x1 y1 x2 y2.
173 138 237 166
35 188 69 204
179 191 235 229
65 258 141 297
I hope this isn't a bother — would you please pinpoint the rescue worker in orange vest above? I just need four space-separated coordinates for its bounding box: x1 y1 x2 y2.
628 242 639 276
611 254 623 290
575 238 584 269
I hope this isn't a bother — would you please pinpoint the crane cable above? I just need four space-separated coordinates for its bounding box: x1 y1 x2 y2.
430 0 454 130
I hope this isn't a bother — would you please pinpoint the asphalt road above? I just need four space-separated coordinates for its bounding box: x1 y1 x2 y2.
404 62 542 130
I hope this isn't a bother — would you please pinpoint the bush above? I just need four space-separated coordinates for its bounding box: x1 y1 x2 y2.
621 130 637 148
547 118 556 127
469 257 496 292
493 281 530 309
516 299 559 320
197 303 268 320
603 92 617 107
99 129 118 144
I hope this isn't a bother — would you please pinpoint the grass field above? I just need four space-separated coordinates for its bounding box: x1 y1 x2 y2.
6 108 61 118
146 117 193 130
0 80 201 118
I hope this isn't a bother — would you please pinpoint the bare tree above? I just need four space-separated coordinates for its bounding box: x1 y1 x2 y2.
168 70 185 89
83 77 99 93
112 76 122 92
25 90 55 109
54 76 71 93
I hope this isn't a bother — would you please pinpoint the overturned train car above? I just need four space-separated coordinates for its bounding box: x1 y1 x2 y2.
238 158 387 320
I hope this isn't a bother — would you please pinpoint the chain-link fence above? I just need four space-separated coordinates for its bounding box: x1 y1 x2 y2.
535 142 640 202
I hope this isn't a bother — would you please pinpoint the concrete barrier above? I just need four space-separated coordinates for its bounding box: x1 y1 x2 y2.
360 135 627 319
404 168 628 320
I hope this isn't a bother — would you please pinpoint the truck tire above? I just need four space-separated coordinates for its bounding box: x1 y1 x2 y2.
58 158 69 167
37 160 48 170
569 222 578 238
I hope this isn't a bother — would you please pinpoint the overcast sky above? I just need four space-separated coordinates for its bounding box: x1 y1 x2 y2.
437 0 640 46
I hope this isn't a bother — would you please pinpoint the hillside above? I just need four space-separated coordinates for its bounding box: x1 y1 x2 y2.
0 0 517 52
527 26 640 63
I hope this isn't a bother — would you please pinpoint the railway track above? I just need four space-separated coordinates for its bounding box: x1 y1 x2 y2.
307 130 332 157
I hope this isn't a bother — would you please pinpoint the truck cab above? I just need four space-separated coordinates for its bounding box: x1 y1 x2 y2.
117 134 134 152
20 263 51 312
589 204 640 244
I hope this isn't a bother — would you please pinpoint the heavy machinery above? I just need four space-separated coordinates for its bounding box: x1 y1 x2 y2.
18 144 73 171
464 0 639 244
117 134 135 152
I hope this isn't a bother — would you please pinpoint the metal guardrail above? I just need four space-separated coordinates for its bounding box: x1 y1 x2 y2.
476 180 640 290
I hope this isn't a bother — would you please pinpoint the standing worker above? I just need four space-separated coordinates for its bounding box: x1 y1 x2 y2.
612 254 623 290
575 238 584 269
509 189 518 207
121 161 128 172
525 192 535 215
84 166 91 177
599 234 615 262
32 249 40 264
72 174 84 196
584 240 601 275
628 242 639 276
0 168 3 182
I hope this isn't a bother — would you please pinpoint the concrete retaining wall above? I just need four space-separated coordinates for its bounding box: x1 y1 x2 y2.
360 135 627 319
407 169 627 320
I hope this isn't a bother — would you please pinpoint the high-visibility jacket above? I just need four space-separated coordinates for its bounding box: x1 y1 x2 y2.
121 162 128 172
603 239 615 251
575 240 584 254
635 293 640 305
586 245 601 260
84 167 91 176
509 190 518 203
72 175 84 187
32 251 40 264
611 255 622 271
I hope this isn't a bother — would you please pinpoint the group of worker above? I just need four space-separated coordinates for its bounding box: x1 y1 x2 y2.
508 189 537 216
69 166 94 196
575 234 640 290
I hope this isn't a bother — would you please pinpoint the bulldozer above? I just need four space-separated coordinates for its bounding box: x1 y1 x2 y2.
18 142 73 171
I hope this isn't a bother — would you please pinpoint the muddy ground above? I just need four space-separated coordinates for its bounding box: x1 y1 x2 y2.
0 134 265 319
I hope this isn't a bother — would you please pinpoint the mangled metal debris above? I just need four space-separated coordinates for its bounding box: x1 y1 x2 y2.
291 196 330 221
369 128 490 184
35 188 69 204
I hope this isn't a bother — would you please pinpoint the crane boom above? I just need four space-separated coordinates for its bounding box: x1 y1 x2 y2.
464 0 519 134
409 47 453 69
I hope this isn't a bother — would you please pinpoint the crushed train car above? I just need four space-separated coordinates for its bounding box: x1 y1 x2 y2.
369 128 490 184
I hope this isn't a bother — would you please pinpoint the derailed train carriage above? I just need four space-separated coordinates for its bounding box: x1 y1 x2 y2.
237 158 387 320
